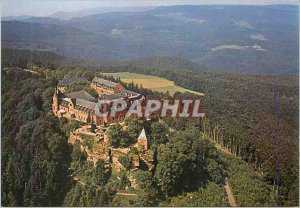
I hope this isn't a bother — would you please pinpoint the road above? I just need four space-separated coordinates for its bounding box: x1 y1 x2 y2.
224 179 237 207
116 192 137 196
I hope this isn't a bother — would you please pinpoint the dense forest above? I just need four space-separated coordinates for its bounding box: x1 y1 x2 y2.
1 48 298 206
1 68 70 206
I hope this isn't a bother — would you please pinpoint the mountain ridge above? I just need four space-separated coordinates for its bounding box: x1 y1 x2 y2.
1 48 213 74
2 5 298 74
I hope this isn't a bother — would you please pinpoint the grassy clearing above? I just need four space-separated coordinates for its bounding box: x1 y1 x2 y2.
102 72 204 96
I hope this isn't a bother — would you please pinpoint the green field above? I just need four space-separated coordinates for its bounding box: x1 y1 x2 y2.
102 72 204 96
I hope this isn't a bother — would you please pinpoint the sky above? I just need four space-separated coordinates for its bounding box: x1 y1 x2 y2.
2 0 299 17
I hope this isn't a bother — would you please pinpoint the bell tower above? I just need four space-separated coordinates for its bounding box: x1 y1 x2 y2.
52 88 59 116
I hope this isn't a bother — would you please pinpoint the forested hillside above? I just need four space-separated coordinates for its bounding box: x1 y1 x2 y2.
1 49 298 206
1 68 70 206
1 48 211 72
1 61 226 207
123 59 299 205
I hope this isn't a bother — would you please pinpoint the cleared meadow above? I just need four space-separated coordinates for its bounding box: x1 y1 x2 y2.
102 72 204 96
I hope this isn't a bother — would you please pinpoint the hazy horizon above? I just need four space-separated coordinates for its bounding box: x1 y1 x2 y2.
2 0 298 17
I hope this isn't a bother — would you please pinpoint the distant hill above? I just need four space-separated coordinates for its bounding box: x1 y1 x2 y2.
2 15 35 21
125 56 212 72
1 48 210 73
1 48 69 68
49 7 154 20
1 21 117 60
2 5 299 74
14 17 65 25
